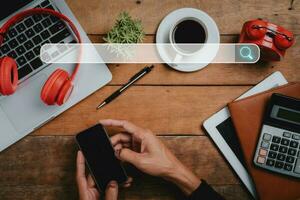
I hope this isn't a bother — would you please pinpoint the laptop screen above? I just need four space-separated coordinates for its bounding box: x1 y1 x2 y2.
0 0 33 21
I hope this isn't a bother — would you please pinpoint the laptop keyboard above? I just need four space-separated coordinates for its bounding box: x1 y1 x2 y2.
0 0 74 81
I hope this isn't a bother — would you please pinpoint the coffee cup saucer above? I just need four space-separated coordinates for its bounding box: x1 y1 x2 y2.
156 8 220 72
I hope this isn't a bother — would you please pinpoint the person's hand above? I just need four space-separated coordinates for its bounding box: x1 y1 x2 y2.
100 119 201 195
76 151 118 200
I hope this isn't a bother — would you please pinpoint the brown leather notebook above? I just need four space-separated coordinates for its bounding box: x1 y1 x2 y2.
228 82 300 200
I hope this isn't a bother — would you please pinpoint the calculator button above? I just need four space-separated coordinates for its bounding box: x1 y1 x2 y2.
294 158 300 174
263 133 272 141
257 156 265 164
270 144 279 151
268 151 277 159
279 146 288 153
284 163 293 171
286 156 295 163
290 141 299 149
275 161 284 169
272 136 281 144
283 132 291 138
266 159 275 166
259 148 268 156
292 134 300 140
261 141 270 149
288 148 297 156
277 153 286 161
281 138 290 146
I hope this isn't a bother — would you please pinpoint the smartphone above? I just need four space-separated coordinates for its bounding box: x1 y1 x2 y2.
75 124 128 191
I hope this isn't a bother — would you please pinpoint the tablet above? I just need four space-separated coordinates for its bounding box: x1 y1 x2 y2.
203 71 288 199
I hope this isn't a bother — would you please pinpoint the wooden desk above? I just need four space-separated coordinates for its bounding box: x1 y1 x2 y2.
0 1 299 199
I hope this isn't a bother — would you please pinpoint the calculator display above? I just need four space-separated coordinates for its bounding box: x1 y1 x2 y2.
271 105 300 126
278 108 300 124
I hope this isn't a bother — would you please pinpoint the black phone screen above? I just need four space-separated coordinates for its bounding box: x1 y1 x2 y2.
76 124 127 191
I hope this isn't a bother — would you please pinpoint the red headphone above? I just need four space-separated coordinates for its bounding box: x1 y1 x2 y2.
0 8 81 106
239 19 295 61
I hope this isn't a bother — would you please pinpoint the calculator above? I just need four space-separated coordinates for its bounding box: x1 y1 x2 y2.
254 93 300 178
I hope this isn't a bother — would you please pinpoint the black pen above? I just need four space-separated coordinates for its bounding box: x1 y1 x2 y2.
96 65 154 110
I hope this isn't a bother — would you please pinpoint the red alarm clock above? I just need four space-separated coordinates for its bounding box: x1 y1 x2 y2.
239 19 295 61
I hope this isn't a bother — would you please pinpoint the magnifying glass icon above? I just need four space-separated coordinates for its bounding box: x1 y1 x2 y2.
239 46 253 60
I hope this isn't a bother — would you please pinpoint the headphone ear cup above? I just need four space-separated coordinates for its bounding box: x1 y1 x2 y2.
41 69 70 105
56 80 73 106
0 56 18 95
246 20 267 40
274 31 294 50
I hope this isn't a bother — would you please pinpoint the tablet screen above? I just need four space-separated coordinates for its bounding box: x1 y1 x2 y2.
216 117 246 166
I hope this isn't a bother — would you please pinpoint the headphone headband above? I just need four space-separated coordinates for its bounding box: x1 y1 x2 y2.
0 8 81 81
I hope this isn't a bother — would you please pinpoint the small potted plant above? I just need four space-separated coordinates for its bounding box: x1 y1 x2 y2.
103 12 145 59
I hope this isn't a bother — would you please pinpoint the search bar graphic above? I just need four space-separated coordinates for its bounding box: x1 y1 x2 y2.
40 43 260 64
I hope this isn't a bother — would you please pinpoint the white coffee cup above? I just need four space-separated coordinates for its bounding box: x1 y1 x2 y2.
169 17 208 63
156 8 220 72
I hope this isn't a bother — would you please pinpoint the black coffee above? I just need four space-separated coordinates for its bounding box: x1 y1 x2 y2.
173 19 206 44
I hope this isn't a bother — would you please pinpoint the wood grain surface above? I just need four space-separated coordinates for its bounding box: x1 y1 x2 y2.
65 0 300 35
34 86 249 136
0 136 250 200
1 0 300 199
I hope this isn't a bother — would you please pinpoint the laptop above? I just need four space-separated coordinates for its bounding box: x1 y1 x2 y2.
0 0 112 152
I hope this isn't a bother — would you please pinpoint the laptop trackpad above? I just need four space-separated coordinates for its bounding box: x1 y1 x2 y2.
0 74 60 134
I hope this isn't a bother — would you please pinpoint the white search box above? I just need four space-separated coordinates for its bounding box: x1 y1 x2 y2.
40 43 260 64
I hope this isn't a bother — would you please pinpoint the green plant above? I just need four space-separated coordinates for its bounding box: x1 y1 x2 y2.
103 12 144 43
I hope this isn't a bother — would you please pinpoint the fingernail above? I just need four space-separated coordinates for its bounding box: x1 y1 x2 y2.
109 181 117 188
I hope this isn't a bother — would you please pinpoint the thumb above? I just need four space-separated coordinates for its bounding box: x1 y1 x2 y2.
119 148 141 166
105 181 118 200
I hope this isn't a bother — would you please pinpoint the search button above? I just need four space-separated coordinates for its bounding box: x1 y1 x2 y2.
235 44 260 63
240 46 253 60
